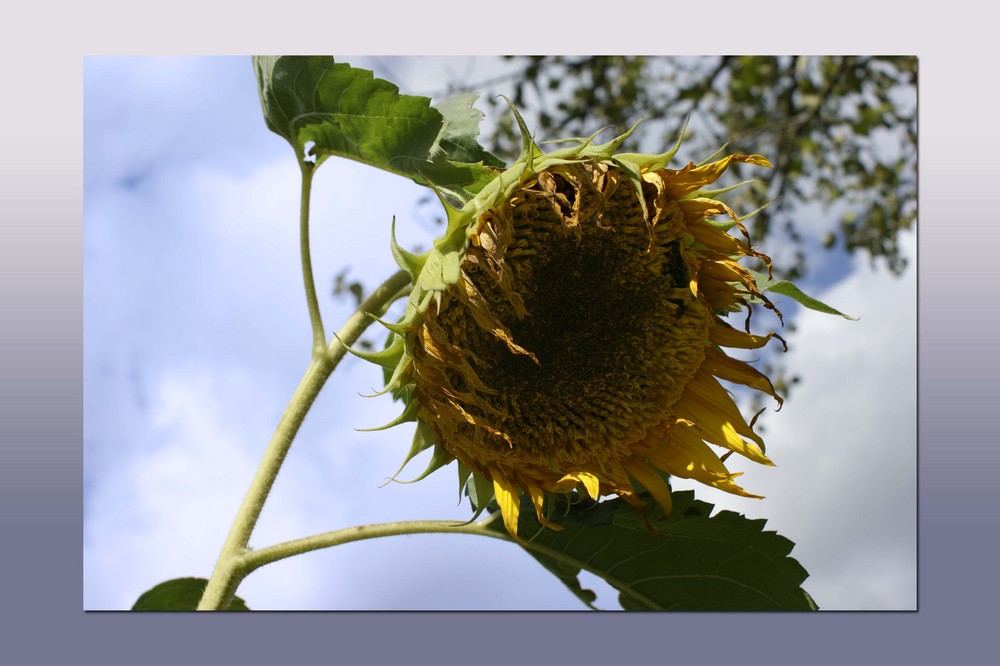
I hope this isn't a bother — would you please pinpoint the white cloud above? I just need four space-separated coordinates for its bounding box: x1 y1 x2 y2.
84 366 321 608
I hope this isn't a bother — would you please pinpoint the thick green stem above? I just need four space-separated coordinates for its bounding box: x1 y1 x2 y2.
298 161 327 355
197 269 411 610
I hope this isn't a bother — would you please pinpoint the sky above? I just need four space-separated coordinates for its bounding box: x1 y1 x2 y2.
83 56 916 610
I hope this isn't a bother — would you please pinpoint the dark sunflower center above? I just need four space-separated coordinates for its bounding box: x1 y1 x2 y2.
432 164 710 463
495 229 680 384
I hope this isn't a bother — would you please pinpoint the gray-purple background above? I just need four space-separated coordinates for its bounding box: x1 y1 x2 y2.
3 3 998 661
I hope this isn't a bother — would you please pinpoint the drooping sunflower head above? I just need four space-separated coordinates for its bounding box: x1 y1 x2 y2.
358 107 786 538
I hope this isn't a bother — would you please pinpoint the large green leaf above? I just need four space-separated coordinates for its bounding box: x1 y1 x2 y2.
489 491 817 611
253 56 503 204
131 577 250 611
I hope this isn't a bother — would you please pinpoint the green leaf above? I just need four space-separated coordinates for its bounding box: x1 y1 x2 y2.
253 56 502 204
432 92 504 169
132 578 250 611
750 270 856 319
253 56 333 146
490 491 817 611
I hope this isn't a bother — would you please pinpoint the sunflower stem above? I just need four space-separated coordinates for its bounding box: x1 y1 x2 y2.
298 160 327 356
197 269 411 611
238 516 508 576
227 513 646 610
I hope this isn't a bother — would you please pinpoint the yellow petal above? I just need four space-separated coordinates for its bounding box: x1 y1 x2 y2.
675 370 773 464
492 473 521 539
700 257 756 287
525 480 564 531
710 320 785 350
688 221 749 255
678 197 737 224
649 424 765 499
661 155 771 199
702 346 783 406
625 459 673 517
554 471 601 500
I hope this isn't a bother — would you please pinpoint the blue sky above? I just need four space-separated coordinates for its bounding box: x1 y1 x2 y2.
83 56 916 610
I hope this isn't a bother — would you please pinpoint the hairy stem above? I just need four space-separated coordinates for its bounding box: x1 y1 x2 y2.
239 516 507 576
298 161 327 355
231 514 633 610
197 269 411 610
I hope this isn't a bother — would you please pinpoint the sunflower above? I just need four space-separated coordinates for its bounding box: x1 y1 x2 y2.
354 107 786 539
